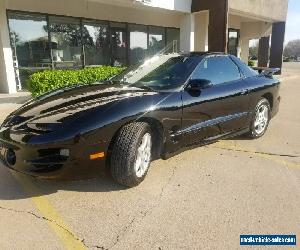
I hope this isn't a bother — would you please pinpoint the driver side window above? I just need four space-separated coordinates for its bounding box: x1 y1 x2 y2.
191 56 241 85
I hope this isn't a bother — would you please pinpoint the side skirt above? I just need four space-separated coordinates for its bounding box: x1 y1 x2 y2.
161 127 250 160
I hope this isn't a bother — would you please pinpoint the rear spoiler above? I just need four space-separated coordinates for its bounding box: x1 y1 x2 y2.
252 67 280 77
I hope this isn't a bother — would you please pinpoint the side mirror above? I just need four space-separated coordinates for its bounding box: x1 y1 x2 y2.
186 79 213 91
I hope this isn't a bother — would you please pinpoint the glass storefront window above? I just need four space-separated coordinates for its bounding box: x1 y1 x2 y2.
48 16 82 68
8 10 180 74
82 20 110 66
111 22 127 66
148 26 165 56
129 24 148 65
7 11 51 68
166 28 180 53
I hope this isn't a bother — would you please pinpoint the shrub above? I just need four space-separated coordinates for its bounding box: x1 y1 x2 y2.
19 67 48 90
27 66 125 97
248 60 255 67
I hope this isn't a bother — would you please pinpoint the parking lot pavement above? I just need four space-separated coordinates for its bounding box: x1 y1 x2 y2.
0 63 299 250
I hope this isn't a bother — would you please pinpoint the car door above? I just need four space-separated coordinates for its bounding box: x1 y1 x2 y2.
181 55 250 146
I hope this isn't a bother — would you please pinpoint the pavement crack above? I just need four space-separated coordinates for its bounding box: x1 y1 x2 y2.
109 165 179 249
138 164 178 218
82 239 107 250
158 164 178 200
141 164 179 218
210 146 299 158
108 216 137 249
0 205 86 247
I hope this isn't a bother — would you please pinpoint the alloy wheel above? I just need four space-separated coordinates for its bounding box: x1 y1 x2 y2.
254 104 269 135
134 133 152 177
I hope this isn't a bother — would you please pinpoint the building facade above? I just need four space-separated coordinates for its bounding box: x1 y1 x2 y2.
0 0 289 93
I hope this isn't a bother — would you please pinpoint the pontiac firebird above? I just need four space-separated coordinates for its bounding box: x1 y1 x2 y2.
0 52 280 187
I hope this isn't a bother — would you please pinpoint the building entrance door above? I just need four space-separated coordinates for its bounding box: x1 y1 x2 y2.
228 28 240 56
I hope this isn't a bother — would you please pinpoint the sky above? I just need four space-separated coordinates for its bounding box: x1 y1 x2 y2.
285 0 300 43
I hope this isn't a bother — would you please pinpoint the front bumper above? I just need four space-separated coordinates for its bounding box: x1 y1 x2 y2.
0 133 107 180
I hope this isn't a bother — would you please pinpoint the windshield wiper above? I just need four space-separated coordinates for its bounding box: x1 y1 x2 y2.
106 81 154 91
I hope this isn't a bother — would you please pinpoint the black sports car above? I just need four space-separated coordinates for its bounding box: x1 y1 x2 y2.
0 52 280 187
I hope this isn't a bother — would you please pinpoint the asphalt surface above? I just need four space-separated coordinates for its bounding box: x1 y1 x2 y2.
0 63 299 250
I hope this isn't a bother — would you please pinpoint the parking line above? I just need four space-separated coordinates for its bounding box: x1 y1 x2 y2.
11 171 86 250
214 141 300 170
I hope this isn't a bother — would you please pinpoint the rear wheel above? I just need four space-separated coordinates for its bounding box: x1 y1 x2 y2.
248 98 271 139
110 122 152 187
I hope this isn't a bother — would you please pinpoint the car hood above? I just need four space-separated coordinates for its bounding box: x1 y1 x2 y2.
3 83 158 130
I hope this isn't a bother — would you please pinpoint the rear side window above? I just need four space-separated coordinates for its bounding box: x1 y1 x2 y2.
230 55 258 78
191 56 241 85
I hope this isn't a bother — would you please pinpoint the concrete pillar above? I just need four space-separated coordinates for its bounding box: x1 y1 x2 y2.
240 38 250 63
258 36 270 67
180 14 195 52
208 4 229 52
0 0 17 93
270 22 286 74
194 11 209 52
191 0 228 52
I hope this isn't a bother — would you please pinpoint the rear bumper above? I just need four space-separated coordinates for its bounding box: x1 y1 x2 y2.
0 137 107 180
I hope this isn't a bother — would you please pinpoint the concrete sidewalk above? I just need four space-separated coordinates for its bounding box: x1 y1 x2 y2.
0 92 31 123
0 91 31 103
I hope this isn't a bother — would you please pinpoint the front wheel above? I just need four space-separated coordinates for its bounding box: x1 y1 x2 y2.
110 122 152 187
248 98 271 139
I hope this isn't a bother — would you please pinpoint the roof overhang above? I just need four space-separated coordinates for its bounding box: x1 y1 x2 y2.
86 0 191 13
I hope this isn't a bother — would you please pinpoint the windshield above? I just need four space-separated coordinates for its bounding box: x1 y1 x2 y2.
111 54 201 90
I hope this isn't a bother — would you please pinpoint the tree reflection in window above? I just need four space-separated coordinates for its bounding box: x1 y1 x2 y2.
7 11 50 68
82 20 110 66
129 24 148 65
48 16 82 68
148 26 165 57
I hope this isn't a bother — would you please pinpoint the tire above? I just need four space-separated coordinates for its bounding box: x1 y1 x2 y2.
110 122 152 187
248 98 271 139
